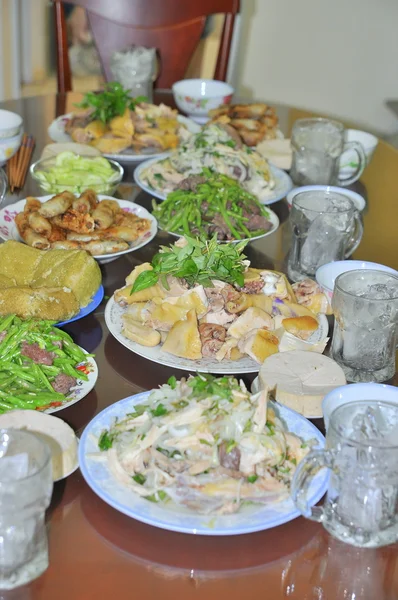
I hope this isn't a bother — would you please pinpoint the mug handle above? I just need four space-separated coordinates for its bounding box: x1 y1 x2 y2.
344 210 364 257
291 449 335 522
337 141 366 186
0 168 7 207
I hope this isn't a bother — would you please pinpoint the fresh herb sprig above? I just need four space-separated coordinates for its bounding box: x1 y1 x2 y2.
76 81 147 123
131 236 248 294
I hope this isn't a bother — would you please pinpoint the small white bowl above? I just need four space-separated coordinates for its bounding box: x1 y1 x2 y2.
0 130 23 165
172 79 234 124
322 383 398 430
339 129 378 179
315 260 398 303
0 109 23 139
286 185 366 212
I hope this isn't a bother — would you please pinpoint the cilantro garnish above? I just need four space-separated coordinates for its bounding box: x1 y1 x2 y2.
76 81 147 123
131 236 247 294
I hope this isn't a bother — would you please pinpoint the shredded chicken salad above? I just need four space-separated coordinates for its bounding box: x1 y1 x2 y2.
95 374 311 515
141 124 276 202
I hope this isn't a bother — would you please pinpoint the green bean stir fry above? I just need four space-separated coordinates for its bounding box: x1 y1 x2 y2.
152 170 272 241
0 315 92 413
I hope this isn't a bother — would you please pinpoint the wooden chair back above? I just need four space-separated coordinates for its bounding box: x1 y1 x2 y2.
52 0 240 93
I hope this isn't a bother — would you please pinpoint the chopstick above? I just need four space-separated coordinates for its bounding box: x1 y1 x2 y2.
7 134 36 193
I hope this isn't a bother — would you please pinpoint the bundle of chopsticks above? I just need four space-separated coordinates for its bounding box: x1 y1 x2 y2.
7 134 35 193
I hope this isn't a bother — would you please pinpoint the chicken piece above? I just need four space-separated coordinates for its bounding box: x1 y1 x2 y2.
165 286 209 319
228 307 273 339
122 316 161 347
282 316 318 341
238 329 279 363
226 293 272 314
292 279 332 315
200 309 235 326
230 103 268 119
132 133 167 150
162 309 202 359
230 118 262 132
91 135 132 154
109 109 134 138
145 299 190 331
272 299 317 319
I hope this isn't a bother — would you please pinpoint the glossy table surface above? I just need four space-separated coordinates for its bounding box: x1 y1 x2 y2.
0 92 397 600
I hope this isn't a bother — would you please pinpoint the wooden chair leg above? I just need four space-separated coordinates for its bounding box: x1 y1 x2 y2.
54 1 72 93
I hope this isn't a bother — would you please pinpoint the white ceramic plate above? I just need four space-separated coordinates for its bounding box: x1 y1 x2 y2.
48 114 201 164
105 298 329 375
162 208 280 245
45 348 98 414
0 196 157 265
79 391 328 535
134 159 293 206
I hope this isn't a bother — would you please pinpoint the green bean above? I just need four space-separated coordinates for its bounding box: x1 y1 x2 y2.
0 315 15 333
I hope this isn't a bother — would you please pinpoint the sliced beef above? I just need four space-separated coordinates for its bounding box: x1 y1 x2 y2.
64 109 94 134
246 214 272 232
219 442 241 471
51 373 76 395
0 331 7 344
21 342 54 366
204 287 225 312
176 175 207 192
207 214 234 241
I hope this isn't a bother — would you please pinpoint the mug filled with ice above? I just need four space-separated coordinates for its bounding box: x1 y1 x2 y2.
287 190 363 282
291 400 398 548
0 429 53 589
331 269 398 383
290 118 366 186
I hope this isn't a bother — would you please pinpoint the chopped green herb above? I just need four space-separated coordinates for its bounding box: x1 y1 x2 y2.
199 438 212 446
223 140 236 148
154 173 165 181
75 81 147 123
300 442 308 449
226 440 237 453
172 399 189 410
243 419 252 433
247 474 258 483
291 458 297 466
278 467 291 474
132 473 146 485
98 430 114 451
167 375 177 389
150 403 168 417
156 447 182 459
127 404 148 418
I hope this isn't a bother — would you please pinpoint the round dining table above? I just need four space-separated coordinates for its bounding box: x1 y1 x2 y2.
0 92 397 600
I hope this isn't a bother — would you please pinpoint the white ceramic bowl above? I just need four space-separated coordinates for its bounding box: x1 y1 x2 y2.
172 79 234 124
0 109 23 139
315 260 398 303
0 130 23 164
322 383 398 430
339 129 378 179
286 185 366 212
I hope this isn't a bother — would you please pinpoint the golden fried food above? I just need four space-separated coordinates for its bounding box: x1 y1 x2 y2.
207 103 279 147
14 191 151 257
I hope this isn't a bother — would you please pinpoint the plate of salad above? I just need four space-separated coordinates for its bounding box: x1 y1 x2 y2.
79 374 328 535
48 82 201 164
0 315 98 414
152 170 280 242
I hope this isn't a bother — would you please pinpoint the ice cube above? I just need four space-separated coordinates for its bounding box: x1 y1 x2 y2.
300 214 349 273
351 406 389 443
366 283 398 300
0 453 29 481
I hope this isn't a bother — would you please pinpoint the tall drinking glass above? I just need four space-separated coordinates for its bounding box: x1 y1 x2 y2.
0 429 53 589
331 269 398 382
290 118 366 186
292 400 398 548
287 190 363 282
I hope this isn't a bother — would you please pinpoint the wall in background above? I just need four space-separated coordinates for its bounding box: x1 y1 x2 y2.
235 0 398 135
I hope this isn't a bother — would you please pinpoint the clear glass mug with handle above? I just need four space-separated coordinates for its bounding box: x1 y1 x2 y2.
287 190 364 282
290 118 367 186
331 269 398 383
0 429 53 589
291 400 398 548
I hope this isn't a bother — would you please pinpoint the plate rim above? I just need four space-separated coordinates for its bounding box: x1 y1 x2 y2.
134 159 293 206
0 195 158 261
48 113 201 163
79 390 327 536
